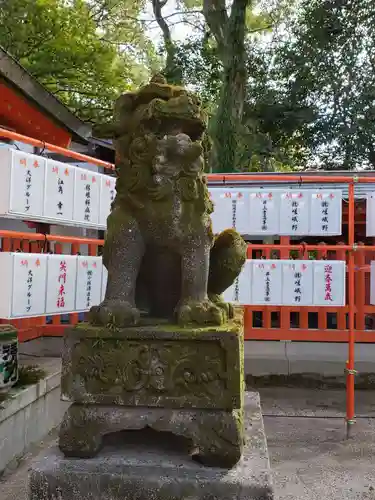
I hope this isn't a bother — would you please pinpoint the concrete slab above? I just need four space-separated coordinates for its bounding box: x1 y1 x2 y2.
19 337 63 358
258 387 375 417
287 342 347 375
29 393 274 500
264 415 375 500
245 341 375 376
244 341 289 375
0 429 59 500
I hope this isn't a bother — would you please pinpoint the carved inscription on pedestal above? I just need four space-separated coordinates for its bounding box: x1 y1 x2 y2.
61 323 243 410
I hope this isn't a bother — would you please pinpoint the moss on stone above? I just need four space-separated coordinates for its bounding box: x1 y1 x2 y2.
77 317 242 336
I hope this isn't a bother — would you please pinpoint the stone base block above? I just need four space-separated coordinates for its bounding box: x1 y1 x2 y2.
59 321 245 468
59 403 243 468
29 393 274 500
61 322 243 410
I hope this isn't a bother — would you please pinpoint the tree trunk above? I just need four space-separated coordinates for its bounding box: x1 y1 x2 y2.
151 0 183 84
204 0 249 172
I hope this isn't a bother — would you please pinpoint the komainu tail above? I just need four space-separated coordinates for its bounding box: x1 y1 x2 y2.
208 229 247 296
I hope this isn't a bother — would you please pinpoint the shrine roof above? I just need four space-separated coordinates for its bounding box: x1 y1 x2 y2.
0 46 91 144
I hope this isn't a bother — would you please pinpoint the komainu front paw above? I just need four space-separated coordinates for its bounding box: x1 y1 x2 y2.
208 293 234 319
176 299 226 326
89 300 140 328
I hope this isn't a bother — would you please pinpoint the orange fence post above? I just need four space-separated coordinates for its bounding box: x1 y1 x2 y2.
336 242 347 332
2 237 11 252
13 238 21 252
346 182 356 438
88 244 98 257
21 240 30 253
280 236 290 333
299 242 309 330
244 245 253 339
355 243 366 332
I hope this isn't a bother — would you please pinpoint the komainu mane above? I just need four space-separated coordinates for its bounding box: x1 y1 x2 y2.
90 75 247 327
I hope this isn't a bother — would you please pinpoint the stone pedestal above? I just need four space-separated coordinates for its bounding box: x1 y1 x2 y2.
30 393 274 500
59 321 244 468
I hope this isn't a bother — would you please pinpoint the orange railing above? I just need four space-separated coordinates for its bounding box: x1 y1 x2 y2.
0 230 104 341
2 126 375 436
0 127 114 171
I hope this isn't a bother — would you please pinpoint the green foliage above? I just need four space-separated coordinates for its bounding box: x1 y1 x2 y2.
6 0 371 173
171 0 375 172
0 0 159 123
17 365 47 386
236 43 313 172
173 35 222 108
0 365 47 403
273 0 375 169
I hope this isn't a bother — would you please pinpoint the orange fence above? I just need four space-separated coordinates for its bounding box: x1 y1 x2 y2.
245 239 375 343
3 127 375 435
0 230 104 342
0 127 114 170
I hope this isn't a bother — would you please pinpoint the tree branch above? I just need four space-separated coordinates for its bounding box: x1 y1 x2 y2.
168 19 206 33
53 88 105 97
151 0 173 49
150 0 182 83
141 9 203 22
202 0 228 55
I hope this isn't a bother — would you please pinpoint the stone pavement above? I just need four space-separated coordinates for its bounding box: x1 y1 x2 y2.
1 389 375 500
260 388 375 500
0 429 58 500
266 415 375 500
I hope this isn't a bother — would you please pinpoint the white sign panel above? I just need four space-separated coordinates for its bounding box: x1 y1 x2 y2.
209 188 249 234
279 190 309 236
44 160 74 220
12 253 47 317
313 260 346 306
222 259 252 304
10 151 46 216
101 264 108 302
73 169 100 225
251 259 282 305
75 257 103 311
46 255 77 314
248 190 280 235
282 260 313 306
366 193 375 237
0 253 13 317
99 175 116 226
309 190 342 235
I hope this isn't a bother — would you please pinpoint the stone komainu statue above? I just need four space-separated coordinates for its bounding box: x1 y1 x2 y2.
90 75 247 327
